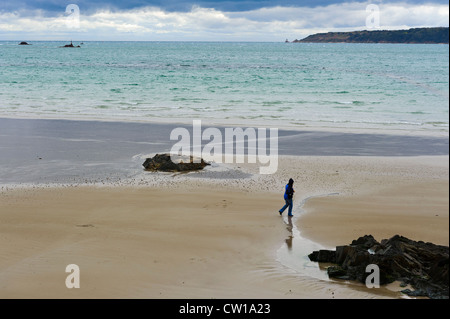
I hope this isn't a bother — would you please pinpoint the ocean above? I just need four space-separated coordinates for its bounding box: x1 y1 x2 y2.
0 41 449 134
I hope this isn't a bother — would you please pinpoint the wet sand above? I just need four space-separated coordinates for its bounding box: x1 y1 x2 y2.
0 186 290 298
0 118 448 299
300 178 449 248
0 117 447 185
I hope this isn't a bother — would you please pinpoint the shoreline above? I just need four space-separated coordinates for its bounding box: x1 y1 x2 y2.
0 115 448 138
0 117 447 186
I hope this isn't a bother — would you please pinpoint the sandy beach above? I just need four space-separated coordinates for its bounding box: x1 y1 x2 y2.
0 122 448 300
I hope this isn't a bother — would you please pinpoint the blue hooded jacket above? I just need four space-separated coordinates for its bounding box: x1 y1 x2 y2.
284 180 294 200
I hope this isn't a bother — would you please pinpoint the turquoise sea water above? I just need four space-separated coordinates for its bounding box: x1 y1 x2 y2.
0 41 448 133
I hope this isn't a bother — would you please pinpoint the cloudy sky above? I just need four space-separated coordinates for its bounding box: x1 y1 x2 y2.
0 0 448 41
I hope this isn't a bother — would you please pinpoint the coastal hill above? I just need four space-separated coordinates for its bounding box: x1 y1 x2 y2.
291 27 449 44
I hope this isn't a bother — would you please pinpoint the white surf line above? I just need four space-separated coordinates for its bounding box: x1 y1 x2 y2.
276 193 339 281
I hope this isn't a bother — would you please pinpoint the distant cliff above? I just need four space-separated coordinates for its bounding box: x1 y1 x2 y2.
291 27 449 44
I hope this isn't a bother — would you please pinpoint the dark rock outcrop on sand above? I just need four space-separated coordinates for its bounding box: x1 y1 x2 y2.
308 235 449 299
143 153 209 172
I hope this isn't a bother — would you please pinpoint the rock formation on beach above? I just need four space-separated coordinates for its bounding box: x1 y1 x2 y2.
142 153 209 172
308 235 449 299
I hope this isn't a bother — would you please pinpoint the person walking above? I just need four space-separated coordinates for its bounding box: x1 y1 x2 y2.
279 178 295 217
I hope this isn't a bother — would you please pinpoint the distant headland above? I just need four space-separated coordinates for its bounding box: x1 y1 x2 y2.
288 27 449 44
